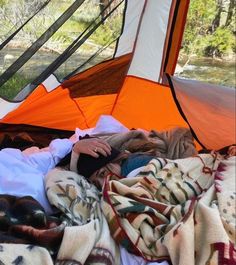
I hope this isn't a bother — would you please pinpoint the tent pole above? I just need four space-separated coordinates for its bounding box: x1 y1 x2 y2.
0 0 51 51
30 0 124 87
0 0 86 88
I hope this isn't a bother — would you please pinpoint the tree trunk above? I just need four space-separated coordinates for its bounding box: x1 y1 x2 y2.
225 0 235 27
99 0 111 20
211 0 223 32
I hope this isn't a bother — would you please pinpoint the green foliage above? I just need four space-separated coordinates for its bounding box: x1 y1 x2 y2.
73 1 100 24
182 0 217 55
0 0 9 7
92 16 122 46
0 73 30 99
51 19 84 49
181 0 235 58
204 27 235 57
71 1 122 46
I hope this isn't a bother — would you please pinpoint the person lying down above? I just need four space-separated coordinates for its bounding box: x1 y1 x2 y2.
0 126 197 214
48 133 236 264
62 135 236 190
66 135 158 189
47 134 182 265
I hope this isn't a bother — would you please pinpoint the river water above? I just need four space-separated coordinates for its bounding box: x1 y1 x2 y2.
0 48 235 93
177 58 235 88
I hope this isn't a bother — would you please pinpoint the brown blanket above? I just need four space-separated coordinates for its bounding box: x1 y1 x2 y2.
100 127 197 159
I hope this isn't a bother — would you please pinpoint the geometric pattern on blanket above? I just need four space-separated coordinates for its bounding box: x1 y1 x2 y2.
0 243 54 265
0 195 65 256
46 168 100 226
102 153 236 265
45 168 120 265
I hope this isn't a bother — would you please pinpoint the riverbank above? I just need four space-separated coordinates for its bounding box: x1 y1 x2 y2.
177 55 235 88
0 47 235 100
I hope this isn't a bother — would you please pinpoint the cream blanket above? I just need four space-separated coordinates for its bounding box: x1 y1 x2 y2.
101 154 236 265
0 244 53 265
45 168 120 265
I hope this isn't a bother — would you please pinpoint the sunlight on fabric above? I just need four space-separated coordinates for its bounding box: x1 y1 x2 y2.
0 99 22 119
42 74 61 92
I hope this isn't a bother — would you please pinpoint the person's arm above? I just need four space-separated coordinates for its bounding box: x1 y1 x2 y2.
22 138 73 174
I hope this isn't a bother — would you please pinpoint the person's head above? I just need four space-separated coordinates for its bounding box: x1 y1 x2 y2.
89 162 121 189
77 148 128 189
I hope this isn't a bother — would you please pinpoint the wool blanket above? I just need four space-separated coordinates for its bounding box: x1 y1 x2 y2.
45 168 120 265
99 127 197 159
101 154 236 265
0 243 54 265
0 195 65 256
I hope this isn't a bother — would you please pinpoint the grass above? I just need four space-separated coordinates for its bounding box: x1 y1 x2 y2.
0 1 124 101
0 73 31 100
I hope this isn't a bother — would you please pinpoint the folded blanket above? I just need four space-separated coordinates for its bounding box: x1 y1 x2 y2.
149 127 197 159
101 153 236 265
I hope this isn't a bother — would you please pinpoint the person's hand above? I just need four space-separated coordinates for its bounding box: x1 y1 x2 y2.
73 138 111 158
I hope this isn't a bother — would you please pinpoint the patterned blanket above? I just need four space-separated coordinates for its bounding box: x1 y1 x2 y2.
1 153 235 265
45 168 120 265
0 195 64 252
0 195 65 264
101 154 236 265
0 170 120 265
0 243 54 265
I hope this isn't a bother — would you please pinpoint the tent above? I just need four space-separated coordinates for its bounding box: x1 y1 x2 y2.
0 0 235 150
0 1 235 264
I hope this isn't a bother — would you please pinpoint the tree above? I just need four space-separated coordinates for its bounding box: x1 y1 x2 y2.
225 0 235 27
210 0 223 32
99 0 111 20
181 0 235 59
181 0 216 58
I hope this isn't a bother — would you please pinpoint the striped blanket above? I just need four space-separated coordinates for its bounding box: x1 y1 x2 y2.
101 154 236 265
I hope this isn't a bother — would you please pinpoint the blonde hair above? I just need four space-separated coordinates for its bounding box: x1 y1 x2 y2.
125 138 159 155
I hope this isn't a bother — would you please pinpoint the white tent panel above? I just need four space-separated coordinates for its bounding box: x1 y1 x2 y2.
0 99 23 119
115 0 145 58
12 74 61 102
42 74 61 92
128 0 172 82
171 76 236 150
